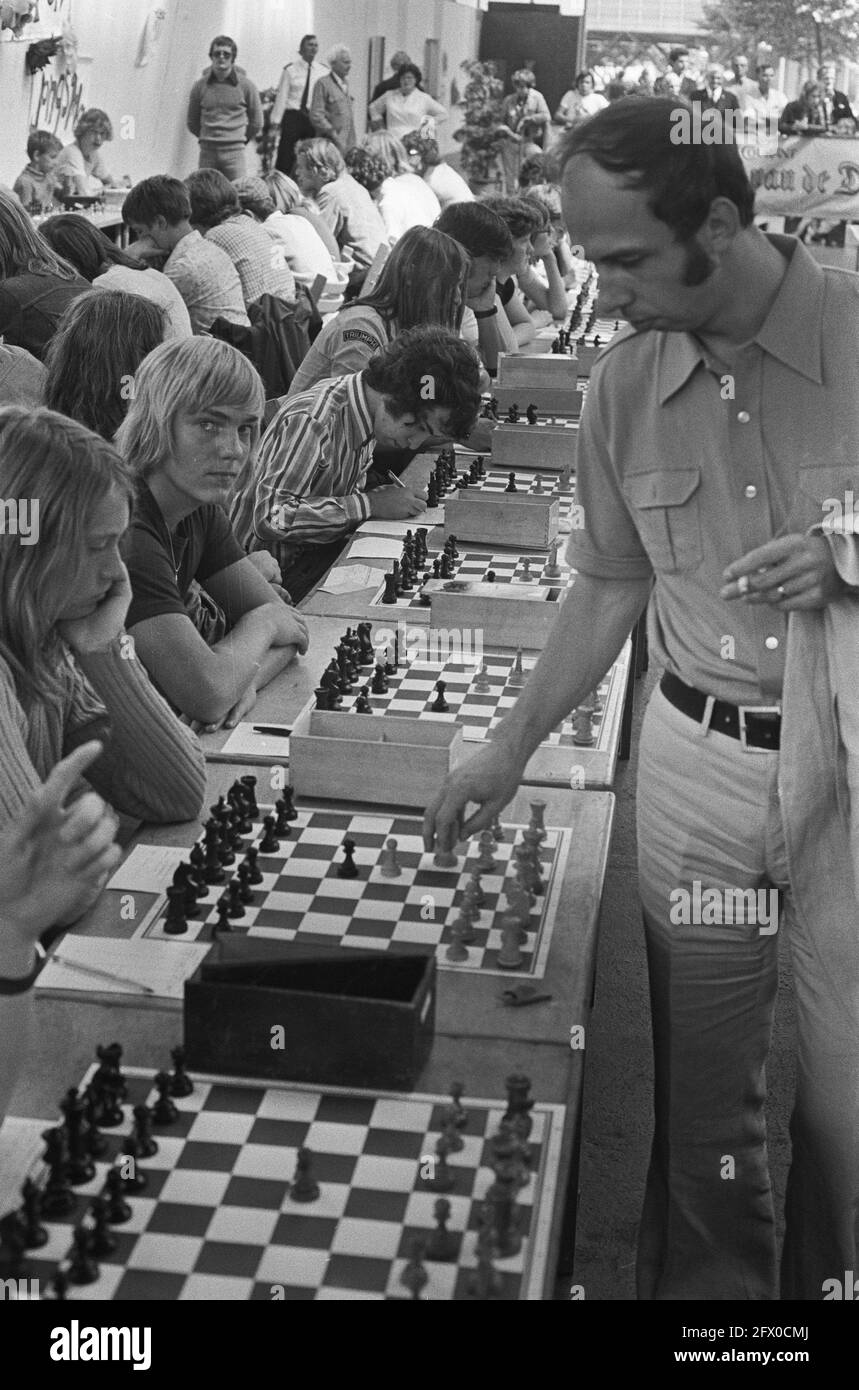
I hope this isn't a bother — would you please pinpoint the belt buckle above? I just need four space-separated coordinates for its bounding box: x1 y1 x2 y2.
737 704 781 752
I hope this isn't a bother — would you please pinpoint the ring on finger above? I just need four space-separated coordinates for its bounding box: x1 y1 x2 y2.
776 584 786 596
737 574 750 596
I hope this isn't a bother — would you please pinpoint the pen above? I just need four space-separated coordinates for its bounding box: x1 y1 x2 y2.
252 725 292 737
51 955 155 996
386 471 406 488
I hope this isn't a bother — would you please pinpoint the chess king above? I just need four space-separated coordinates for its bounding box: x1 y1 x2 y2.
425 96 859 1302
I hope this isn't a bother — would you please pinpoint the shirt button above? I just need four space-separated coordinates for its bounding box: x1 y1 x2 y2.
765 636 779 650
744 484 757 499
737 410 751 423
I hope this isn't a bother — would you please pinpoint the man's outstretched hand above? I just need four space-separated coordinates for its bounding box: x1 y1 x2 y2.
423 743 524 855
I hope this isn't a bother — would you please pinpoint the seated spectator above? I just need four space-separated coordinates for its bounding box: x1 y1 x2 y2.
264 170 341 261
402 129 473 208
434 200 514 377
0 406 206 838
653 71 682 98
293 138 387 293
517 153 546 190
524 183 579 287
115 338 308 731
233 175 344 314
481 194 561 343
185 169 296 308
554 72 608 133
368 63 447 141
13 131 63 213
359 132 442 241
40 213 192 339
230 327 481 599
779 81 829 136
44 290 165 439
232 175 341 293
288 225 469 396
55 109 119 196
0 343 45 407
122 175 249 334
0 190 90 360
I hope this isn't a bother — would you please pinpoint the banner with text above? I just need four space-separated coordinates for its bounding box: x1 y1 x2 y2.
743 135 859 219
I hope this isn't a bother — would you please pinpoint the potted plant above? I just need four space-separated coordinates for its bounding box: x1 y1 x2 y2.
452 59 507 193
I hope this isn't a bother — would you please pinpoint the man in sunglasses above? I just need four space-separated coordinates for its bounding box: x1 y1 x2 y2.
187 35 263 182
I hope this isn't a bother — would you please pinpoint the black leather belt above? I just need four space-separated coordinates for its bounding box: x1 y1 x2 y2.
660 672 781 751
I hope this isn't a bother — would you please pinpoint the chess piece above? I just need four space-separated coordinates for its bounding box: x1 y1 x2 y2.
431 680 449 713
508 648 525 687
379 837 401 878
151 1072 178 1126
243 846 262 885
497 917 525 969
89 1196 117 1257
472 661 490 693
67 1225 99 1285
504 472 517 493
426 1197 458 1261
259 815 280 853
131 1104 159 1157
544 541 561 578
572 706 595 746
445 918 469 963
475 830 497 873
400 1236 429 1298
338 836 359 879
289 1146 320 1202
19 1177 47 1249
104 1167 132 1224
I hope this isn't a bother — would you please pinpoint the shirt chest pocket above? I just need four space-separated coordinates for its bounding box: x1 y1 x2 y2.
623 468 703 574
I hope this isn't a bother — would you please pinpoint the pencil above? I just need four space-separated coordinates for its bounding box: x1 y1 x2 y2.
51 954 156 996
386 471 406 488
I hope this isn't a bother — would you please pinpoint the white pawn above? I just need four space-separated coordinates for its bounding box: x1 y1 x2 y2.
380 837 401 878
472 661 490 693
532 473 544 495
544 542 561 579
476 830 497 873
508 648 525 688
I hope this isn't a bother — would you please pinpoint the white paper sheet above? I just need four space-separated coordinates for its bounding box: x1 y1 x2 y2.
218 722 291 760
37 935 210 1000
347 537 406 560
107 843 189 893
316 564 378 594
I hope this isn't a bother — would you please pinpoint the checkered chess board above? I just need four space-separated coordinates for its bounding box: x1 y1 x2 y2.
0 1067 565 1300
444 468 580 531
314 650 617 757
137 806 571 980
369 550 574 612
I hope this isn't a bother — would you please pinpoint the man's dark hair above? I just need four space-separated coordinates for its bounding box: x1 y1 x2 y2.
479 194 542 240
185 168 241 229
668 47 689 64
300 34 316 48
435 202 513 263
557 96 755 240
209 35 237 58
123 175 192 228
363 327 482 442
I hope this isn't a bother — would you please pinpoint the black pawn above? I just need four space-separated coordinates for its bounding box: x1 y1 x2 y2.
240 775 258 817
151 1072 178 1127
163 883 189 935
104 1168 132 1224
67 1225 99 1286
273 797 292 836
431 680 449 713
259 816 279 854
131 1103 159 1157
243 846 263 885
504 472 517 493
354 685 372 713
289 1147 320 1203
89 1196 117 1257
19 1177 48 1249
236 861 256 903
337 836 359 879
120 1135 148 1192
169 1046 194 1098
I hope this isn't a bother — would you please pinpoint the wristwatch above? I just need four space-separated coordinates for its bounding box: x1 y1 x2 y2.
0 942 46 994
474 306 498 319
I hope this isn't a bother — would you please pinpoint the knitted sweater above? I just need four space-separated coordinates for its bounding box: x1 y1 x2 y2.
0 637 206 829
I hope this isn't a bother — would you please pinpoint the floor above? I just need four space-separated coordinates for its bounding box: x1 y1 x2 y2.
556 663 797 1300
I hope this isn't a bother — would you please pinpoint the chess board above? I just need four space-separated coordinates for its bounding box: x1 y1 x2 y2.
310 649 621 757
447 467 579 531
368 549 574 612
137 805 572 980
0 1066 565 1300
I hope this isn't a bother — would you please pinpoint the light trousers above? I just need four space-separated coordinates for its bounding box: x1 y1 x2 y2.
635 684 859 1300
198 142 247 181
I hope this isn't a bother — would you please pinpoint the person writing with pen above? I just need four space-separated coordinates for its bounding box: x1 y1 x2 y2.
229 326 484 604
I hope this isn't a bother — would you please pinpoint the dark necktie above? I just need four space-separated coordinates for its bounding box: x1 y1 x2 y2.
300 63 312 111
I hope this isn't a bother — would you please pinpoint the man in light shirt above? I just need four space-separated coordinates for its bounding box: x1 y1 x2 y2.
271 34 329 176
